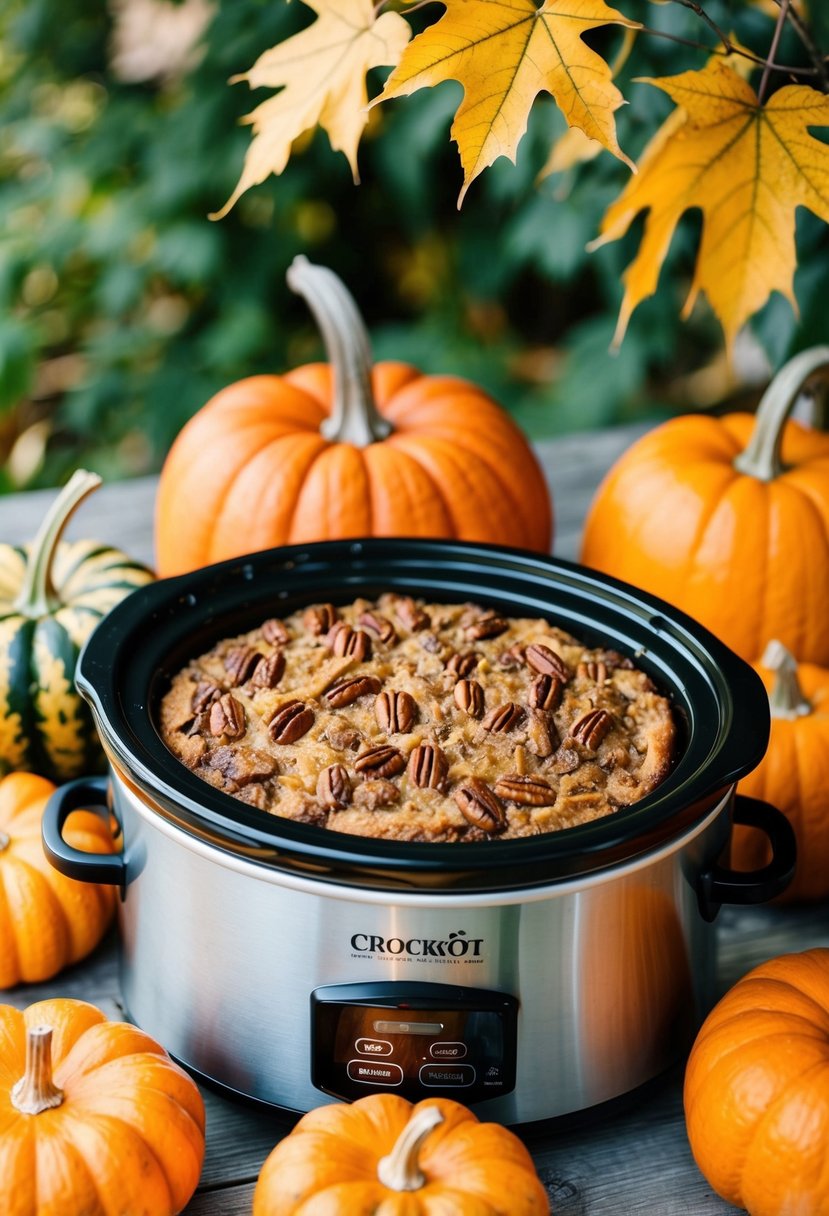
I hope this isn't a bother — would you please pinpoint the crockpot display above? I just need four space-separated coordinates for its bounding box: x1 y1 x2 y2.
160 595 676 842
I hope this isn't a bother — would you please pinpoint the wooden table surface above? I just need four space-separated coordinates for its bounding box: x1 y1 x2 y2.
3 424 828 1215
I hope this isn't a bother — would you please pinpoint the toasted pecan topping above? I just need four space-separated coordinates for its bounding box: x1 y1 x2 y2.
375 689 416 734
454 679 485 719
268 700 315 744
394 596 430 632
526 644 570 682
494 773 557 806
408 742 447 790
445 651 480 681
209 693 245 739
454 778 506 834
465 612 509 641
527 708 556 758
481 702 524 734
326 622 372 661
250 651 286 690
354 745 406 780
317 764 352 810
192 680 222 713
571 708 613 750
327 675 382 708
261 618 290 646
304 604 338 635
224 646 263 686
497 644 526 670
359 611 396 645
528 672 563 712
577 660 608 684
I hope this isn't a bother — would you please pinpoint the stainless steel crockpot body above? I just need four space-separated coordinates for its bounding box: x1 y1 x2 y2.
43 540 795 1124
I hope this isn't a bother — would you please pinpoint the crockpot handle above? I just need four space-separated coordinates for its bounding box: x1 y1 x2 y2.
697 795 796 923
42 776 126 891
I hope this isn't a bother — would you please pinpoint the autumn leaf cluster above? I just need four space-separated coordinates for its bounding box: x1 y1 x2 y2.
217 0 829 352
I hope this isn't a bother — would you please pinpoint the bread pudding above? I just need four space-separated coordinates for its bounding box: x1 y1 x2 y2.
159 595 676 842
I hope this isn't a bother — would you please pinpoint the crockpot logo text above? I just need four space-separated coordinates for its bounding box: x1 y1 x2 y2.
350 930 484 964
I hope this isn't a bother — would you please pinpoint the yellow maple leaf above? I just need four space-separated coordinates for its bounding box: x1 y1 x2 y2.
211 0 411 219
376 0 639 204
594 60 829 349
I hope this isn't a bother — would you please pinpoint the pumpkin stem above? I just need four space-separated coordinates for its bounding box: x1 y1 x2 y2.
11 1026 65 1115
0 830 8 851
734 347 829 481
286 256 393 448
13 469 103 619
762 640 812 720
376 1105 444 1192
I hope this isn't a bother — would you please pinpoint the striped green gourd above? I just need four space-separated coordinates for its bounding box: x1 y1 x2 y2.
0 470 153 781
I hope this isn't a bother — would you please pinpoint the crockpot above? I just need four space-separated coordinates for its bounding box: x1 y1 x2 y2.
43 540 795 1124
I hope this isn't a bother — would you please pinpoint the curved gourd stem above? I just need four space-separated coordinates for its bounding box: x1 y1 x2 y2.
735 347 829 481
11 1026 65 1115
286 256 393 447
376 1106 444 1191
762 640 812 720
13 469 103 619
0 830 8 851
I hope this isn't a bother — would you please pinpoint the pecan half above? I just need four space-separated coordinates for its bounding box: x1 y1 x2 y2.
304 603 338 635
419 632 442 654
354 779 400 809
250 651 286 690
526 644 570 682
202 745 277 786
570 708 613 750
454 778 506 834
209 693 245 739
394 596 430 632
375 689 416 734
454 679 485 718
354 745 406 780
358 611 396 645
326 622 371 661
577 660 608 684
261 618 290 646
192 680 222 713
528 673 563 712
497 644 526 670
481 702 524 734
267 700 315 744
592 648 634 671
445 651 480 681
408 742 447 790
465 612 509 641
551 745 580 774
224 646 263 686
327 675 382 708
494 773 557 806
527 708 556 758
317 764 352 810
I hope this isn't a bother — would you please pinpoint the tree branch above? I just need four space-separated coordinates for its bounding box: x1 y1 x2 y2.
670 0 732 55
766 0 829 91
759 0 792 102
640 25 821 80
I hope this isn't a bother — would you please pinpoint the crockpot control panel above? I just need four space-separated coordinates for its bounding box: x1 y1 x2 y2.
311 982 518 1103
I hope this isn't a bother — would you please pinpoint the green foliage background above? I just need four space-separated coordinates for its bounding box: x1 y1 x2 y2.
1 0 826 490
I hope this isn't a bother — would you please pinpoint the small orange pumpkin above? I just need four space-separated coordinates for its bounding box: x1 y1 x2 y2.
0 773 116 987
684 948 829 1216
155 258 552 576
253 1092 549 1215
0 998 206 1215
581 347 829 664
735 641 829 903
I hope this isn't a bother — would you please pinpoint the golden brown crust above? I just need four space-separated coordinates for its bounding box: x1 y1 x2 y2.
159 595 677 842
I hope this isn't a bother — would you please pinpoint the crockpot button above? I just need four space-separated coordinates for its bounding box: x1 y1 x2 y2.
430 1042 467 1060
347 1060 404 1087
419 1064 476 1088
355 1038 393 1057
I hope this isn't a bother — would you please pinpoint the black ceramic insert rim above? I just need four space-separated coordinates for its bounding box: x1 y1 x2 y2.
76 539 769 892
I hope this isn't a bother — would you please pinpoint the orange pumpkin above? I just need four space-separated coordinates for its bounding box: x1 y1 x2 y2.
0 997 206 1215
684 948 829 1216
735 641 829 903
155 258 552 576
253 1092 549 1215
0 773 116 987
581 347 829 663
